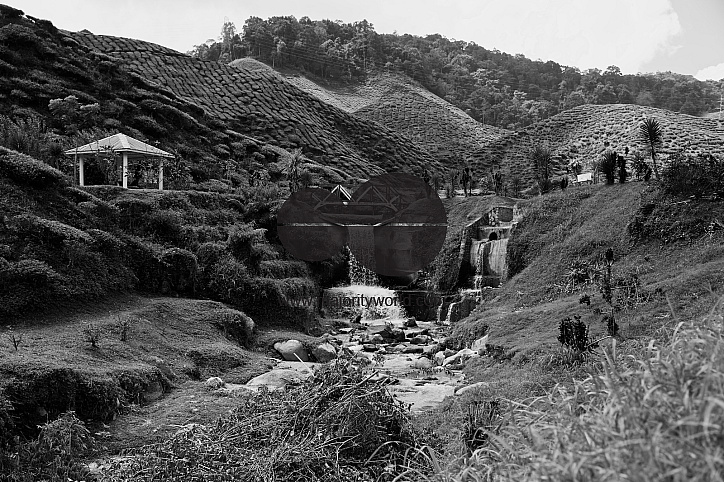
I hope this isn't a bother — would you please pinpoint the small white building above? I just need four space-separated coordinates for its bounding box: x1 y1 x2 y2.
64 133 174 190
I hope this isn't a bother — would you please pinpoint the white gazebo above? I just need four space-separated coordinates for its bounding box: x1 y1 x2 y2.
64 133 174 190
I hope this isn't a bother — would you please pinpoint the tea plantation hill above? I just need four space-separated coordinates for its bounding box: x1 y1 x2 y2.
267 63 510 170
67 30 443 181
471 103 724 182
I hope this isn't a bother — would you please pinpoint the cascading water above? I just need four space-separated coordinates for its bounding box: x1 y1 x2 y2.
347 246 379 286
486 238 509 278
322 246 407 323
471 237 509 288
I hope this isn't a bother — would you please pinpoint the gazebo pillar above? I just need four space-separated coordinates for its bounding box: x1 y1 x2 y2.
122 152 128 188
78 157 85 186
158 159 164 190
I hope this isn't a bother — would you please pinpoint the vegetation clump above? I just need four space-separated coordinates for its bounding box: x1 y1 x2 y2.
100 359 419 481
661 152 724 199
454 300 724 481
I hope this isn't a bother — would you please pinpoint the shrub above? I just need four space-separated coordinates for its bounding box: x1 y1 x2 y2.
8 214 92 246
0 258 66 318
227 223 256 262
144 209 183 244
86 229 125 259
119 235 165 291
159 248 197 295
530 146 552 194
600 150 618 185
195 241 227 269
632 151 652 181
662 152 724 199
206 253 250 305
100 359 417 480
194 179 233 193
2 411 94 481
138 99 200 129
258 260 310 279
0 24 44 51
0 5 23 18
113 197 155 231
557 315 590 353
131 114 167 137
602 314 619 337
0 258 65 286
180 225 228 250
618 154 627 183
464 302 724 480
241 276 316 325
157 191 192 211
81 323 102 348
214 310 256 348
117 315 134 342
245 182 281 203
0 391 14 450
5 329 23 351
0 146 67 188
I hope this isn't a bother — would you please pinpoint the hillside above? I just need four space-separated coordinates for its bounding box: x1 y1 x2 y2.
471 103 724 187
192 16 723 130
276 68 509 166
67 30 443 181
453 182 724 357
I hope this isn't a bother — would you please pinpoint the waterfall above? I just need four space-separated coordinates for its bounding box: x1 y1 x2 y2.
436 302 445 324
347 226 377 283
470 237 508 288
324 285 407 322
347 246 379 286
486 238 508 278
444 300 457 325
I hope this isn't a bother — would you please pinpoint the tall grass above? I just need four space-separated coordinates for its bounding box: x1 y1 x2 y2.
420 297 724 481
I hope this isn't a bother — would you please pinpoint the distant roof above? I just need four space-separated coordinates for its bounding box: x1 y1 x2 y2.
64 133 174 159
331 184 352 200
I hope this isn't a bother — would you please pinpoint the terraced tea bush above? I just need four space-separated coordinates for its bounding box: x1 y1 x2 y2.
0 259 65 318
8 214 92 247
144 209 183 244
0 146 67 188
159 247 197 295
214 310 256 347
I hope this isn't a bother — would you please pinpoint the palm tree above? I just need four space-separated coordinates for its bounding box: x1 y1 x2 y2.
600 150 618 185
638 117 663 180
286 148 306 193
531 146 552 194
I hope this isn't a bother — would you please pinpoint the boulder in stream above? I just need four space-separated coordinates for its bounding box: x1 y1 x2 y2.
274 340 309 362
312 342 337 363
412 357 433 370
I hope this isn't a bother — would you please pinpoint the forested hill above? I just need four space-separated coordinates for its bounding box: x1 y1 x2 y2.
189 16 724 130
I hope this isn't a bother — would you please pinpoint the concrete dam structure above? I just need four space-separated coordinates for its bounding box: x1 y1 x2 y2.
459 204 521 289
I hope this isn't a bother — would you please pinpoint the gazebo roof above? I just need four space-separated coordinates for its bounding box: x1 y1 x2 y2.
64 133 174 159
330 184 352 200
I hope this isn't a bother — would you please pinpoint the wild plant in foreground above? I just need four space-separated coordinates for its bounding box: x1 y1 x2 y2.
452 297 724 481
100 359 419 481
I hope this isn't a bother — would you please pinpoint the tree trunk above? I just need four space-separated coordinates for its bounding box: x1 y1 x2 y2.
651 147 660 180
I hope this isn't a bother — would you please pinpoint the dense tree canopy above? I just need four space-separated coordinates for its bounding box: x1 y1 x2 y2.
189 16 724 130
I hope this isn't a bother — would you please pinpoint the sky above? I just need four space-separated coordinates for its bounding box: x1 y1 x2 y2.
18 0 724 81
